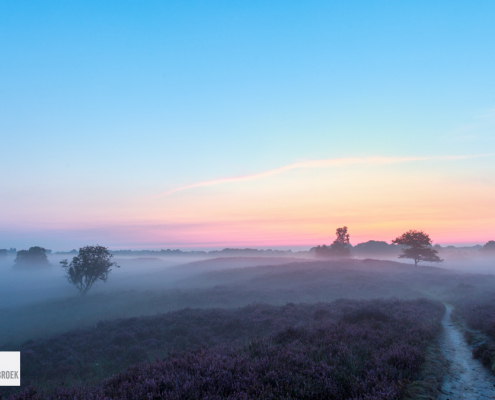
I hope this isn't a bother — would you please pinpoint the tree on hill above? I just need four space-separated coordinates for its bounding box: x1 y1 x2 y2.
352 240 402 257
60 245 119 296
480 241 495 255
14 246 50 268
392 230 442 266
315 226 351 258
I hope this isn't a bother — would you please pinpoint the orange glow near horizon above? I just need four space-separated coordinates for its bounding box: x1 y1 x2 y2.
4 156 495 248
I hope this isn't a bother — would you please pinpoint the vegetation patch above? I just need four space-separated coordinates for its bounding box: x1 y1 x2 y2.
402 335 448 400
450 290 495 373
5 298 444 399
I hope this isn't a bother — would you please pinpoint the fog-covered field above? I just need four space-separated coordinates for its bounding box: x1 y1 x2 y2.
2 252 495 398
2 249 494 309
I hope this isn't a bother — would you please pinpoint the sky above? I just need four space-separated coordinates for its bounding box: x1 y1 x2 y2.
1 1 495 250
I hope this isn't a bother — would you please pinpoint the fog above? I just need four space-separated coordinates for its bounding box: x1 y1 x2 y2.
0 255 73 308
4 245 495 399
0 253 317 309
1 246 495 347
0 254 186 309
1 249 495 311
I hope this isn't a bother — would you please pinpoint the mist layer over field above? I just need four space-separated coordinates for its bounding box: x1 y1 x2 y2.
0 251 494 345
1 248 494 309
0 249 495 398
0 254 316 309
2 249 495 398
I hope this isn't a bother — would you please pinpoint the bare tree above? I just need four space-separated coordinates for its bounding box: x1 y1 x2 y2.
60 245 119 295
392 230 442 266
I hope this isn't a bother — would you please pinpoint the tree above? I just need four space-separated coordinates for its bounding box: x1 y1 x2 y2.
60 245 119 295
315 226 351 257
480 241 495 255
352 241 400 257
14 246 50 268
392 230 443 266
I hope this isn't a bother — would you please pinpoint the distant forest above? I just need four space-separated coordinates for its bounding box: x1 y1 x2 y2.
37 241 485 258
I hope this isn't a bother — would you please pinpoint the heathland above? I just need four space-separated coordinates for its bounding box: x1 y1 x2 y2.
1 251 495 399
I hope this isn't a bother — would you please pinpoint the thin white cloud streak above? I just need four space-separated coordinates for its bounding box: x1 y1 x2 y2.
150 154 491 199
444 107 495 140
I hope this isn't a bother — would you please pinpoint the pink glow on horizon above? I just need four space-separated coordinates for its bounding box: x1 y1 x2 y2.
2 154 494 249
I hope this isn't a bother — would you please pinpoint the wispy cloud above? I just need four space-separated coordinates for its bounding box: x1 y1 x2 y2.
445 106 495 141
150 154 489 199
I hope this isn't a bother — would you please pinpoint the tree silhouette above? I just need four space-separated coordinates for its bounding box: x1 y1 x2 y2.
480 241 495 255
60 245 119 295
315 226 351 257
14 246 50 268
392 230 442 266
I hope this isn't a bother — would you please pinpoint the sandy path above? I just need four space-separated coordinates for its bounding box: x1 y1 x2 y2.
439 306 495 399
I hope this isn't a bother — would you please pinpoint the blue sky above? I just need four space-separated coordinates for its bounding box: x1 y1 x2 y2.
1 1 494 249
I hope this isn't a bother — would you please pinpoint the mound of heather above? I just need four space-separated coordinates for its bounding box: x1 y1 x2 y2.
9 299 444 400
9 303 342 390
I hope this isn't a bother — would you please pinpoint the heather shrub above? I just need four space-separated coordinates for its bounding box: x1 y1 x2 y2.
451 290 495 371
7 298 445 400
472 342 494 367
5 303 335 392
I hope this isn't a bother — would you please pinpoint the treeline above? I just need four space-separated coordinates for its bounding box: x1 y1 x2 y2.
0 248 51 257
3 240 494 260
0 248 19 257
54 248 297 257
